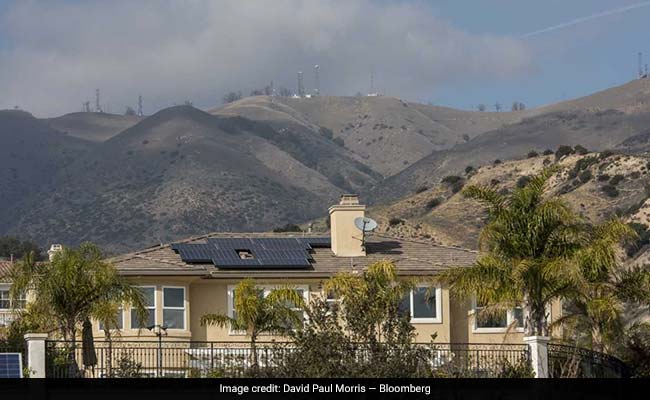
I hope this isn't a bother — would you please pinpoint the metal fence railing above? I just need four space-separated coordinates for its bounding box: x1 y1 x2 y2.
44 340 531 378
548 343 630 378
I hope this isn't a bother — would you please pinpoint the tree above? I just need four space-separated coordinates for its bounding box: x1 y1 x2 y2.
494 102 502 112
124 106 136 116
200 279 303 375
0 236 43 260
512 102 526 111
9 243 147 374
439 168 586 336
250 89 264 96
477 104 487 112
222 91 242 104
556 220 648 353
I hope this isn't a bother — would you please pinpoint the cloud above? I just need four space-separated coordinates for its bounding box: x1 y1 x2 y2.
0 0 532 117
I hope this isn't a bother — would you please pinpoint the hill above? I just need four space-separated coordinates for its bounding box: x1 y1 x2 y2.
46 112 142 142
5 106 378 252
0 110 94 231
365 151 650 254
3 79 650 253
213 95 523 176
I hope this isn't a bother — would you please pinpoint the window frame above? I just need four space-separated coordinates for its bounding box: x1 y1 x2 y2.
98 308 125 332
401 285 443 324
227 284 309 336
471 298 525 333
162 286 186 330
0 285 26 310
130 285 157 330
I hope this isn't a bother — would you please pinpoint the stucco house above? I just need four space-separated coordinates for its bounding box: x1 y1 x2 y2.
95 194 561 344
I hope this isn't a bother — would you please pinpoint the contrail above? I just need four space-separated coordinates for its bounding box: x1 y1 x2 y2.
523 1 650 38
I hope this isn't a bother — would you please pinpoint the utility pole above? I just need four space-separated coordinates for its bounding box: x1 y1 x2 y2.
95 89 102 113
297 71 304 97
137 95 143 116
313 65 320 96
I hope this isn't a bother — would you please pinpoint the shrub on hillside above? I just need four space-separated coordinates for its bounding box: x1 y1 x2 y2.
441 175 463 184
273 223 302 233
493 159 502 165
601 185 619 198
625 223 650 257
555 145 574 160
574 145 589 155
597 174 610 182
527 151 539 158
543 149 554 156
610 174 625 186
451 181 465 194
579 170 592 183
388 217 404 227
425 198 443 210
465 166 475 174
414 185 428 194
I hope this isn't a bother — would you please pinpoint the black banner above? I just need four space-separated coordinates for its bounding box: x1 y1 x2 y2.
0 378 634 400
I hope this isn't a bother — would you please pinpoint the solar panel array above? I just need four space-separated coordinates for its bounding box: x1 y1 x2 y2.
0 353 23 378
171 237 330 269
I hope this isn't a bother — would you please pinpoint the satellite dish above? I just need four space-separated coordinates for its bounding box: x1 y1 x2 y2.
354 217 377 232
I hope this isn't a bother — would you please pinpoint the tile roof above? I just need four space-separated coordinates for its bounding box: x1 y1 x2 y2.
0 261 14 283
109 232 477 278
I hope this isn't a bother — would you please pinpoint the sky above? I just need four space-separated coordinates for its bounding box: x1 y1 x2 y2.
0 0 648 117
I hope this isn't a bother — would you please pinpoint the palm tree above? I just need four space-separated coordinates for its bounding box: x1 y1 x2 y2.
200 278 304 374
9 242 146 373
325 260 415 344
556 219 648 353
439 168 587 336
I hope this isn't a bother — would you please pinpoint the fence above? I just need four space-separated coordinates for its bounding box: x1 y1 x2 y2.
548 343 630 378
44 340 530 378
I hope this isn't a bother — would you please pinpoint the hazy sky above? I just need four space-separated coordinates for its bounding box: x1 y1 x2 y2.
0 0 648 117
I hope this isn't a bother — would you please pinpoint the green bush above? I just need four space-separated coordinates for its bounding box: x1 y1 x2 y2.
597 174 610 182
273 223 302 233
465 165 475 174
543 149 554 156
601 185 619 198
493 159 502 165
555 145 574 160
574 145 589 155
388 217 404 226
631 171 641 179
610 174 625 186
527 150 539 158
425 198 443 210
441 175 463 184
451 181 465 194
579 170 592 183
414 185 428 194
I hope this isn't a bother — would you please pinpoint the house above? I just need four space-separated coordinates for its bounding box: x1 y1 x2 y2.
97 194 561 344
0 260 27 328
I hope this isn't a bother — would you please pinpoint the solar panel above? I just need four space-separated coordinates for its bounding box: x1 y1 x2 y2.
0 353 23 378
171 237 330 269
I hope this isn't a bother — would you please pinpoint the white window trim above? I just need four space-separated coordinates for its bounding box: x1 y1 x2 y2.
406 285 443 324
162 286 187 331
0 284 26 310
97 308 125 332
130 285 157 330
471 298 525 334
227 284 309 336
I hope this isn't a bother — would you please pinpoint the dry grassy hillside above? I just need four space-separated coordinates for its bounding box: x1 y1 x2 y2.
213 95 523 176
367 151 650 255
46 112 142 142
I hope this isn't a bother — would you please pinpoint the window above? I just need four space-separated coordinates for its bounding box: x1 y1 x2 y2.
131 286 155 329
398 286 442 323
0 289 10 309
227 285 309 335
163 287 185 330
98 309 124 331
0 288 26 309
473 299 525 332
325 290 339 312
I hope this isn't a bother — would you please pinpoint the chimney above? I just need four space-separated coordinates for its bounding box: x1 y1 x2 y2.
48 244 63 261
329 194 366 257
